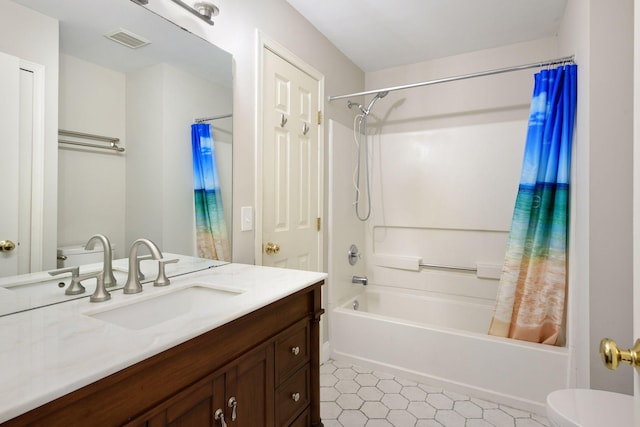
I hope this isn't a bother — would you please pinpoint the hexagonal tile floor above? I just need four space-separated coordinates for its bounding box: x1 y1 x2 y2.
320 359 550 427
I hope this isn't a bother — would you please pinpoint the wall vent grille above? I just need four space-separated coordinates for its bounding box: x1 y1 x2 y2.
104 28 151 49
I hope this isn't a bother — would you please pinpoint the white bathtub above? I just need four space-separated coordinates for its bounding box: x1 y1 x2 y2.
330 287 570 414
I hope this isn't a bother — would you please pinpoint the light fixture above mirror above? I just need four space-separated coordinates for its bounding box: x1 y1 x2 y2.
132 0 219 25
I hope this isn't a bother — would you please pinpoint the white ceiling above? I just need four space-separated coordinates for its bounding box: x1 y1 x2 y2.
286 0 568 72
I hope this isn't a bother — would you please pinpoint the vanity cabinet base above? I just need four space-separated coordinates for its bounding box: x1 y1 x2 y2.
1 281 324 427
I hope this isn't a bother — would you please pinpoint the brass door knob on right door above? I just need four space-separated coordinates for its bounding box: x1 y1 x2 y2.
600 338 640 372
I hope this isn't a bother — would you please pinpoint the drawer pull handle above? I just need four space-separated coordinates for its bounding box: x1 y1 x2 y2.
291 346 300 356
292 392 300 402
214 409 227 427
228 396 237 421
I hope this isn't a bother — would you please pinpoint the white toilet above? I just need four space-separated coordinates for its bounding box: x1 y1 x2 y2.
546 388 634 426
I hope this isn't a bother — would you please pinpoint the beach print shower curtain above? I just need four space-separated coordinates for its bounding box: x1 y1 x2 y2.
192 123 230 261
488 64 577 345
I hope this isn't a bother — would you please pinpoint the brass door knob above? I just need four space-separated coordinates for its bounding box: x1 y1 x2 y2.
0 240 16 252
264 242 280 255
600 338 640 371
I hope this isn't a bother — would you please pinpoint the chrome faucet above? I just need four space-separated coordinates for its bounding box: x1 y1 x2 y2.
352 275 368 286
123 238 163 294
84 234 117 288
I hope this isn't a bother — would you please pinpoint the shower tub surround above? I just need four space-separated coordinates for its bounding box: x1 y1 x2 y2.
330 286 569 415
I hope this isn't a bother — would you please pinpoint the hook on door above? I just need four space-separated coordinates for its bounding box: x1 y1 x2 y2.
302 122 310 135
280 114 288 128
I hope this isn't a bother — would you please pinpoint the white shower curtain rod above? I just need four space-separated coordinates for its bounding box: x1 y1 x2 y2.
328 55 575 102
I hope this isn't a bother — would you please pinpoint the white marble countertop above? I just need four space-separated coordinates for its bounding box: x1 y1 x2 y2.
0 263 327 423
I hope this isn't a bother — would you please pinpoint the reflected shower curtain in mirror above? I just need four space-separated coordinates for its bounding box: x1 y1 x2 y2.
191 123 230 261
488 64 577 345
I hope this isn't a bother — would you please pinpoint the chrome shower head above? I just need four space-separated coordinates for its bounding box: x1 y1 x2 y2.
348 91 389 116
364 91 388 115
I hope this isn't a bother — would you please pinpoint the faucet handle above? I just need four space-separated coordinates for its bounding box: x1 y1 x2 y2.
154 258 180 287
49 266 80 277
49 267 86 295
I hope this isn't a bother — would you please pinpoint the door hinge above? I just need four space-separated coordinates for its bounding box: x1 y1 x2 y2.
317 111 322 125
316 217 321 232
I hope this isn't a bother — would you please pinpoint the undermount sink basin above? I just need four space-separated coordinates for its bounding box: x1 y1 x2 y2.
86 284 243 330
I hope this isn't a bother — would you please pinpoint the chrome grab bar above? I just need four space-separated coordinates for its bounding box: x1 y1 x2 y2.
418 262 477 273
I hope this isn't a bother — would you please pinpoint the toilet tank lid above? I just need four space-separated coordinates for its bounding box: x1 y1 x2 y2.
57 244 114 256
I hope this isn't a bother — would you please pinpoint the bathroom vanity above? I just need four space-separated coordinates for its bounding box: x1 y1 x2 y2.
0 264 326 426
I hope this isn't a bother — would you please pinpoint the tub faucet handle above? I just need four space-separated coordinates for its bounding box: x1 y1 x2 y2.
348 244 360 265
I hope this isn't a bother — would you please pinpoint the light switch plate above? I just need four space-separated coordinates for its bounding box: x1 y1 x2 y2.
241 206 253 231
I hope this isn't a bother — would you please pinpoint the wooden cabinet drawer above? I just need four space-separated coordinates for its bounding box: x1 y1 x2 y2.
276 364 309 426
288 407 310 427
275 320 309 384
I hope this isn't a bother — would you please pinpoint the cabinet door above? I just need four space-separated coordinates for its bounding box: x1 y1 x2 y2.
147 376 225 427
229 344 274 427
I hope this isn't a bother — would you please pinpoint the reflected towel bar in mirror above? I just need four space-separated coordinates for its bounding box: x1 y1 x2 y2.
58 129 125 153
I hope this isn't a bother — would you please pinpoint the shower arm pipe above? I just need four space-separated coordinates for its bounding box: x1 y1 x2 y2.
328 55 575 102
194 113 233 123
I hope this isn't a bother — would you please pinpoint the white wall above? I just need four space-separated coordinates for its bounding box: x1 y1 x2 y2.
0 0 58 269
58 54 126 258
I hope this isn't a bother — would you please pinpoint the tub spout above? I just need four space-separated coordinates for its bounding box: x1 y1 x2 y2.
352 275 368 286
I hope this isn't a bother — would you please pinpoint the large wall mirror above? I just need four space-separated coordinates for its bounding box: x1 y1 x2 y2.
0 0 232 315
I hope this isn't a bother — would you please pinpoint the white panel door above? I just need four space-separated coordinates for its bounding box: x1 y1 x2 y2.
262 49 320 271
0 51 20 277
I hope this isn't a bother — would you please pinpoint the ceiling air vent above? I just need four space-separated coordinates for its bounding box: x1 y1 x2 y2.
104 28 151 49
